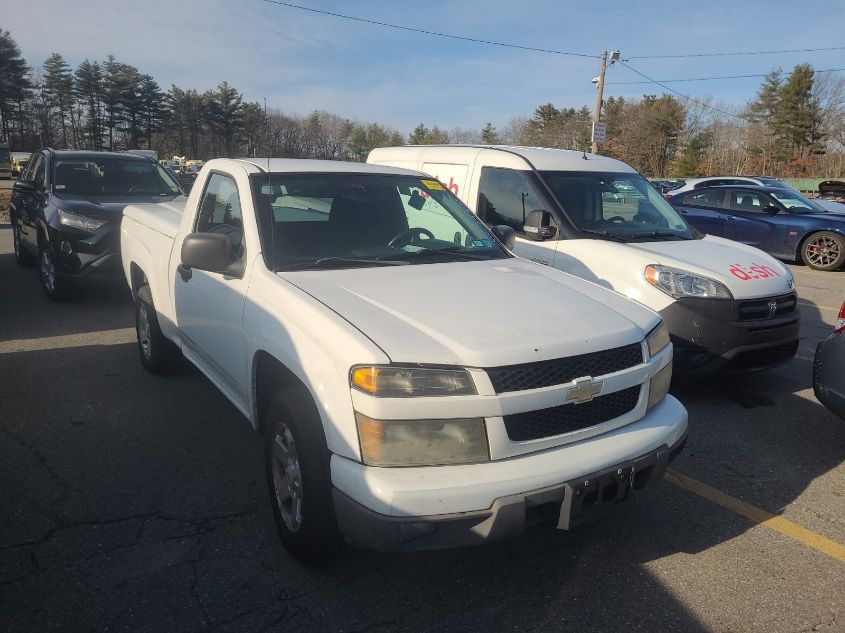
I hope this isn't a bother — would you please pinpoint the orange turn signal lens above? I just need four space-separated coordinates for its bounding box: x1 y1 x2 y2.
351 367 379 394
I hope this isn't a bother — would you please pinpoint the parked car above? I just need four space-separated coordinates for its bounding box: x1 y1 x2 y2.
813 298 845 420
649 179 684 195
121 158 687 562
176 162 203 193
11 152 30 178
816 181 845 213
10 149 184 300
668 176 799 197
368 145 799 375
666 184 845 271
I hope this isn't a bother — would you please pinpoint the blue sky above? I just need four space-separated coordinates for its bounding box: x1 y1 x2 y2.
5 0 844 134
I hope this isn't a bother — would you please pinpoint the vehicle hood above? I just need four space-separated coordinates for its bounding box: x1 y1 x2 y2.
629 235 793 299
282 258 659 367
53 194 184 218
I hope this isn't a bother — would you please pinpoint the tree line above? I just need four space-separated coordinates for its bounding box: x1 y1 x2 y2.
1 28 843 177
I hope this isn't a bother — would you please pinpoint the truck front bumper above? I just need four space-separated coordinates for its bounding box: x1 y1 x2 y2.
331 395 687 552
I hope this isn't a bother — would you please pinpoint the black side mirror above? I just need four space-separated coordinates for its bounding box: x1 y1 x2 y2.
763 205 780 215
13 180 34 193
523 209 556 241
181 233 236 274
491 225 516 250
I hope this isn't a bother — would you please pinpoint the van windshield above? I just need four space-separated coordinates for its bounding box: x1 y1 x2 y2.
541 171 697 241
251 173 509 271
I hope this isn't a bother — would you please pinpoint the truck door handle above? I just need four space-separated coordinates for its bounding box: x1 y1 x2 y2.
177 264 192 282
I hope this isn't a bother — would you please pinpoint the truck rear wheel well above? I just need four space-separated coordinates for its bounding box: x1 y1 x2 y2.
129 263 148 297
253 352 317 435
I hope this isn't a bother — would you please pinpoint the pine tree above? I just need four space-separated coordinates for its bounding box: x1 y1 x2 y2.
207 81 243 156
481 122 499 144
0 29 32 144
74 60 103 149
42 53 75 147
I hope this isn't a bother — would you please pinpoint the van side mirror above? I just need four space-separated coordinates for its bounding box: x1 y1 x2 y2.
523 209 556 241
491 225 516 250
181 233 235 274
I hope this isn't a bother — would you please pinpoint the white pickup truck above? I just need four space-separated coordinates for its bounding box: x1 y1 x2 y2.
120 158 687 562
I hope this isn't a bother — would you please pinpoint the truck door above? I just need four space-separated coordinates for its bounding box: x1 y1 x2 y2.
174 172 251 408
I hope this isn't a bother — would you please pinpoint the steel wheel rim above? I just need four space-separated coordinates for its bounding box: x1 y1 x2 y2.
40 249 55 292
271 424 303 533
137 303 152 360
807 236 841 267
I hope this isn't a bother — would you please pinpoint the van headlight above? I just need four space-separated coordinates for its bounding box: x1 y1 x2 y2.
645 265 732 299
351 365 476 397
356 413 489 466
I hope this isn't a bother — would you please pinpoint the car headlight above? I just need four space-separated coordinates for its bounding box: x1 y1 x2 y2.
351 365 476 397
647 360 672 410
645 265 732 299
356 413 489 466
646 321 671 358
57 209 107 233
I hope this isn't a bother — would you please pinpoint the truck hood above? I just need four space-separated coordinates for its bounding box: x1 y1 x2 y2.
282 258 659 368
627 235 793 299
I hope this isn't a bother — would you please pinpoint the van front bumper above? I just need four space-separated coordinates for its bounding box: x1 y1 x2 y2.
330 395 687 552
660 294 799 374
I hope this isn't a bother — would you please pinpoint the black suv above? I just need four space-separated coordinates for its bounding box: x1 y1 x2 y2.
10 149 183 300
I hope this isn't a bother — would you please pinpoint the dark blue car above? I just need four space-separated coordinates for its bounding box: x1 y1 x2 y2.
667 185 845 271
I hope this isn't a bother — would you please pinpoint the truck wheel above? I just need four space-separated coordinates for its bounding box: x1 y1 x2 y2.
801 232 844 271
264 390 339 564
13 221 35 267
38 239 68 301
135 286 182 374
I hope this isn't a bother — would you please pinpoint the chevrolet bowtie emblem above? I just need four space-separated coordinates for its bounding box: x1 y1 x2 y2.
566 377 604 404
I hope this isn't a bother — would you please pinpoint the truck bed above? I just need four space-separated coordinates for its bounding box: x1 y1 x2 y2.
123 199 186 238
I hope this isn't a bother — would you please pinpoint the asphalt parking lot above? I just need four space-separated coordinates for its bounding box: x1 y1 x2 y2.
1 222 843 633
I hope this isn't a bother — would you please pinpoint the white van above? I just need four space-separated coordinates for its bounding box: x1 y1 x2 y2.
368 145 800 374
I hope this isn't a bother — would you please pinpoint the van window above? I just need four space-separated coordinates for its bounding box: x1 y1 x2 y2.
477 167 547 234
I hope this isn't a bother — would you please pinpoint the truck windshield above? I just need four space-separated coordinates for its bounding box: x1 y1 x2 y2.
540 171 696 241
251 173 509 271
53 158 182 196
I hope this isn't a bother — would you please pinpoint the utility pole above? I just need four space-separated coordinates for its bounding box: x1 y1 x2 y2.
591 50 619 155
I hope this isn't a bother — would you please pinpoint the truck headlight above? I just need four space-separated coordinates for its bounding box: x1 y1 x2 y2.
645 265 732 299
646 322 670 358
351 366 476 397
647 360 672 410
356 413 489 466
57 209 107 233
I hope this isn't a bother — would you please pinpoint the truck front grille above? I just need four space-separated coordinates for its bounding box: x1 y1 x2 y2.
485 343 643 394
503 385 641 441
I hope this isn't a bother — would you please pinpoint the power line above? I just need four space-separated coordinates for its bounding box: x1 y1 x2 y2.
261 0 600 58
616 61 747 121
629 46 845 60
607 67 845 86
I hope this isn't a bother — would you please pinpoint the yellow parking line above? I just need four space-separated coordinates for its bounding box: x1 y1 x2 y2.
0 328 137 354
665 469 845 563
798 301 842 314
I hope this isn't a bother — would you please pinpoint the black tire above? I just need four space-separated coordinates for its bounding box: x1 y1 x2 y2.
801 231 845 271
264 389 339 564
38 239 68 301
12 220 35 267
135 286 182 374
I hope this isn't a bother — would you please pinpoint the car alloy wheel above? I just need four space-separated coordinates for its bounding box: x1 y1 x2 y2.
804 233 843 270
271 423 304 533
40 248 56 293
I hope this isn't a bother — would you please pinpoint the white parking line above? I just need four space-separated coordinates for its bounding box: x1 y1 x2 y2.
0 328 137 354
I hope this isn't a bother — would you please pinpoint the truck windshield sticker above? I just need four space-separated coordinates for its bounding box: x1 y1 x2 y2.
420 179 445 191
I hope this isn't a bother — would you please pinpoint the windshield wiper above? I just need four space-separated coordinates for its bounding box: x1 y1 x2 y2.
279 257 408 271
391 246 490 261
578 228 629 243
629 231 687 241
